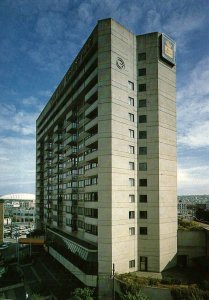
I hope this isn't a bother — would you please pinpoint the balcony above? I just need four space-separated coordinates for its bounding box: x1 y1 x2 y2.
54 144 64 154
85 84 98 103
85 68 97 87
36 165 43 173
63 160 75 170
45 162 53 170
85 101 98 119
85 150 98 162
85 118 98 133
45 152 53 160
65 147 77 157
37 150 41 158
54 134 63 144
66 123 77 133
44 143 52 151
66 111 77 121
85 167 98 177
37 142 41 150
85 134 98 148
64 135 77 146
85 185 98 193
54 124 62 133
54 165 64 174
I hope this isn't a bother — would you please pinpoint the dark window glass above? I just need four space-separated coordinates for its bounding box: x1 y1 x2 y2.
140 211 147 219
129 260 135 268
138 68 146 76
139 147 147 155
138 53 146 61
139 131 147 139
139 179 147 186
139 84 146 92
139 99 147 108
139 115 147 123
139 163 147 171
140 227 147 235
139 195 147 203
129 211 135 219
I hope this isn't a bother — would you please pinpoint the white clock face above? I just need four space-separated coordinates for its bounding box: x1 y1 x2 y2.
116 57 125 69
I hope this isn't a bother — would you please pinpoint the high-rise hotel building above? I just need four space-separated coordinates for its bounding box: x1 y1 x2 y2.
36 18 177 297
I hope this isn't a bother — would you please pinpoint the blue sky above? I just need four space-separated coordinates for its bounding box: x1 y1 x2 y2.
0 0 209 195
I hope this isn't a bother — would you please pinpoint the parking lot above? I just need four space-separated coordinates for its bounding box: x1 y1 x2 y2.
4 223 34 240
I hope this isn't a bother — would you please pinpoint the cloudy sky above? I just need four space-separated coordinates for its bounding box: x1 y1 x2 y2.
0 0 209 195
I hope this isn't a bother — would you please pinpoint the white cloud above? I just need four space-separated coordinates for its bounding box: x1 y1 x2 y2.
178 165 209 195
0 102 39 136
177 55 209 148
0 136 36 194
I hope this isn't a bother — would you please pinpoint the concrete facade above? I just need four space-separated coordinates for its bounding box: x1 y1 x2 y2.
36 19 177 298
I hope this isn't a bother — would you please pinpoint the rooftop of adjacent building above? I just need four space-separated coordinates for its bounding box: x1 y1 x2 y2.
0 193 35 201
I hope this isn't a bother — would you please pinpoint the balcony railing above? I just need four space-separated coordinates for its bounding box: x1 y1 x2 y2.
66 123 77 133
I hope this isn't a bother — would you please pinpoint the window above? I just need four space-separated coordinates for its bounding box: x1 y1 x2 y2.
129 227 135 235
129 194 135 203
128 97 134 106
140 227 147 235
84 208 98 218
138 68 146 76
78 180 84 188
139 163 147 171
139 131 147 139
129 211 135 219
129 145 135 154
85 192 98 202
129 113 134 122
129 129 135 138
140 211 147 219
91 177 98 185
84 178 91 186
128 81 134 90
139 179 147 186
85 223 98 235
78 193 84 201
139 147 147 155
139 84 146 92
139 115 147 123
129 162 135 170
129 260 135 268
138 52 146 61
77 220 84 229
77 206 84 215
139 99 147 108
129 178 135 186
139 195 147 203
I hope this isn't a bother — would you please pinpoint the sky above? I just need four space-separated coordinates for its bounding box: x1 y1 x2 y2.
0 0 209 196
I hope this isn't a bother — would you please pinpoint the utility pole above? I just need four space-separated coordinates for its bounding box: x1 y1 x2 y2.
112 263 115 300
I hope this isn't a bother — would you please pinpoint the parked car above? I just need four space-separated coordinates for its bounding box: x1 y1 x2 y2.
0 243 9 250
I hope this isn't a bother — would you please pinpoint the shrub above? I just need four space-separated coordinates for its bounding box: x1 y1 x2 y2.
70 287 94 300
148 278 159 286
170 286 209 300
122 290 149 300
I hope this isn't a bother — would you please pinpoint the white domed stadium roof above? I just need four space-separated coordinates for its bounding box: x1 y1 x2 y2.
0 193 35 201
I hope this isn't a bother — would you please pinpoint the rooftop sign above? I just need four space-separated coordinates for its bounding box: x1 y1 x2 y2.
161 34 176 65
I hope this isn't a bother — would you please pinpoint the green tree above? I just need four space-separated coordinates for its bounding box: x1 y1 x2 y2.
122 290 149 300
70 287 94 300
